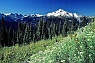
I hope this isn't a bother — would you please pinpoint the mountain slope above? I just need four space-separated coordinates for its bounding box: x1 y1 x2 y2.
26 21 95 63
0 35 63 63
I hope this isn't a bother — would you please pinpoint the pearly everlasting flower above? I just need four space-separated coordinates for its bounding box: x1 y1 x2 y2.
90 46 93 48
89 54 91 57
80 46 82 48
79 59 83 61
86 34 90 36
87 39 90 41
80 52 84 55
61 60 65 63
78 56 80 59
90 31 93 34
49 60 53 63
92 36 95 38
74 54 76 56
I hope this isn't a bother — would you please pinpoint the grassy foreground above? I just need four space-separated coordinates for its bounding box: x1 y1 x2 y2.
0 35 63 63
27 21 95 63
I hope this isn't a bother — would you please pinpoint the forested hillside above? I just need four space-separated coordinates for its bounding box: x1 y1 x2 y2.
0 16 91 47
0 16 94 63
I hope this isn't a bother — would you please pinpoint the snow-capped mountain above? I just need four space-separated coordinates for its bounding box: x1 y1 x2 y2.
47 9 81 18
30 14 44 17
0 9 82 22
0 13 24 22
0 13 44 22
4 13 24 19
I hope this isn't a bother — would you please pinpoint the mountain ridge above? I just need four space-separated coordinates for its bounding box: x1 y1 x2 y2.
0 9 82 22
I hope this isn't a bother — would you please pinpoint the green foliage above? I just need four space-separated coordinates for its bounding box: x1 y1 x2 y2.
0 35 63 63
27 20 95 63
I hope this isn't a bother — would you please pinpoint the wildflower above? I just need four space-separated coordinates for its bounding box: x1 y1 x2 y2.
62 46 64 48
39 51 43 54
86 34 90 36
49 60 53 63
80 46 82 48
87 39 90 41
92 36 94 38
42 57 46 60
78 56 80 59
77 42 80 44
74 54 76 56
80 52 84 55
78 51 80 54
89 54 91 57
61 60 65 63
90 31 93 34
79 59 83 61
50 50 53 53
90 46 93 48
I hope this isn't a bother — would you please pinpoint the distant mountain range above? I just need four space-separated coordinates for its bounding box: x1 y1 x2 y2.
0 9 92 31
0 9 82 22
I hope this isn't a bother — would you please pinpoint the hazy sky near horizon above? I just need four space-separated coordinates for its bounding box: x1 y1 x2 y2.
0 0 95 16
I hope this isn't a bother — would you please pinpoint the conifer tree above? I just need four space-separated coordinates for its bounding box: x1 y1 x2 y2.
52 23 56 37
37 19 43 39
82 16 86 26
0 16 8 47
58 21 62 35
49 23 53 39
23 24 28 45
28 24 33 42
12 30 16 46
62 19 67 37
17 23 23 45
8 27 13 46
55 23 58 36
71 14 74 31
42 20 49 39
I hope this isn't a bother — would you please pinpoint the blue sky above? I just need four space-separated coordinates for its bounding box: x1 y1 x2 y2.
0 0 95 16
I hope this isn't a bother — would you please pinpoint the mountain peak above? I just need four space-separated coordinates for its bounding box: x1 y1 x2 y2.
58 9 63 11
4 13 12 16
30 14 43 17
46 9 81 18
47 9 68 17
57 9 66 12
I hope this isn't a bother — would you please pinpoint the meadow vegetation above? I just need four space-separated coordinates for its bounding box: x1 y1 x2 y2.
27 21 95 63
0 35 63 63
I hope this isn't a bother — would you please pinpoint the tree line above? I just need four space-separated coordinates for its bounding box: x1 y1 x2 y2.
0 16 90 47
